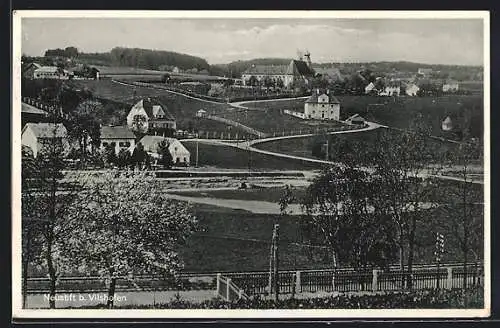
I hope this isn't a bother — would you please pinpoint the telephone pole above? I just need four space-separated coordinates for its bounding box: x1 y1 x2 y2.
273 223 280 302
195 135 199 168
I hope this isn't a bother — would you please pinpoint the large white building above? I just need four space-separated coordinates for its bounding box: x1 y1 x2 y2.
139 135 191 166
241 53 315 88
304 89 340 120
21 123 69 158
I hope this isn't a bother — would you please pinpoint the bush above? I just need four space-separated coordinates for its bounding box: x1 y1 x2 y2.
63 288 483 309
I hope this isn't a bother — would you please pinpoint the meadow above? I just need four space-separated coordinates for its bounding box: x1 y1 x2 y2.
182 141 322 170
242 95 483 139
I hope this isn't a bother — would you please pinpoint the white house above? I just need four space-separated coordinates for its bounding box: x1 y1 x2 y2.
442 116 453 131
304 89 340 120
405 84 420 96
364 82 376 94
380 86 400 96
196 109 207 118
21 123 69 158
127 98 176 135
139 135 191 166
443 82 459 93
33 66 72 80
100 126 136 155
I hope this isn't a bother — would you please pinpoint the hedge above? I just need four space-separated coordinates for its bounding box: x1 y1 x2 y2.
66 288 483 309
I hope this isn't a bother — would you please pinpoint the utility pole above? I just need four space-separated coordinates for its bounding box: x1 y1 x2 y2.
325 138 329 161
195 135 199 168
273 223 280 302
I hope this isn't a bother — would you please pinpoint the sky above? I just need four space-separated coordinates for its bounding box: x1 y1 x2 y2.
21 17 485 66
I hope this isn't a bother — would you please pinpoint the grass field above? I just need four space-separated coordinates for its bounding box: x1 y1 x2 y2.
242 95 483 139
218 108 348 134
169 187 307 204
182 140 322 170
179 195 483 272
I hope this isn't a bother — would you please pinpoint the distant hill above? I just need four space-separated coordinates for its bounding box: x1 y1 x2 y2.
44 46 211 72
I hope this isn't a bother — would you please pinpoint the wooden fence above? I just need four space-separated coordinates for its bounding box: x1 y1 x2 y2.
223 263 484 296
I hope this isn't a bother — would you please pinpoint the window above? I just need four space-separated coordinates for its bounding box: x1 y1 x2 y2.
322 104 325 108
183 157 186 162
102 142 108 147
176 158 180 163
119 141 130 147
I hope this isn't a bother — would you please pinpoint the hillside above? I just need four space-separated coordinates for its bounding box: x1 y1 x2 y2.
44 46 211 72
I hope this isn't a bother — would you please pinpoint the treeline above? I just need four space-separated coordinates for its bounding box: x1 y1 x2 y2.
213 58 292 78
43 46 211 72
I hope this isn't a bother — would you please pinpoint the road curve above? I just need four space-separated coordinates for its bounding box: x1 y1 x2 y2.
229 95 310 110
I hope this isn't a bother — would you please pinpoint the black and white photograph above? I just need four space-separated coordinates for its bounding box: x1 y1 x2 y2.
12 10 489 318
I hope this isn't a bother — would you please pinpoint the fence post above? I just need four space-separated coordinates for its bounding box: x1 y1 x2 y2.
372 269 378 291
447 267 453 289
216 273 221 297
226 278 231 301
295 271 301 294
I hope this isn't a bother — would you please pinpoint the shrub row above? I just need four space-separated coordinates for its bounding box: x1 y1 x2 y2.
68 288 483 309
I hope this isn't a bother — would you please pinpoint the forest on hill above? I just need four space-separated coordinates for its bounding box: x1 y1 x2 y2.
43 46 211 72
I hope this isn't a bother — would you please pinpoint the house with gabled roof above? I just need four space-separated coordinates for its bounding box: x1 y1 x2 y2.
139 135 190 166
126 98 177 136
21 122 69 158
304 89 340 120
100 125 137 155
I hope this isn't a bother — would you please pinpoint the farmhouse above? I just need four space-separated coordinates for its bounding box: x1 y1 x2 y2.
33 66 72 80
304 89 340 120
100 126 136 155
21 123 69 158
127 98 177 136
22 62 42 79
345 114 366 125
418 68 433 76
139 135 191 166
380 85 401 96
241 53 315 88
442 81 459 93
405 83 420 96
441 116 453 131
364 82 377 94
21 101 49 126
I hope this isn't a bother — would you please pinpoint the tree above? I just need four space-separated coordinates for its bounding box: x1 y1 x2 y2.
300 166 397 272
117 149 132 168
61 170 198 308
157 140 173 169
66 100 102 165
276 77 285 90
369 122 442 288
22 122 84 308
131 142 147 170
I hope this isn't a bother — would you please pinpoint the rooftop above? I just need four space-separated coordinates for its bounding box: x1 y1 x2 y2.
22 123 67 138
100 125 136 139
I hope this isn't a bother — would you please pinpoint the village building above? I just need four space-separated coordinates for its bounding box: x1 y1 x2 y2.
418 68 433 76
21 101 49 126
312 67 343 83
405 83 420 96
126 98 177 136
196 109 208 118
241 53 315 88
33 66 72 80
345 114 366 125
379 85 401 96
22 62 42 79
364 82 378 95
100 126 136 155
304 89 340 120
21 122 69 158
442 81 460 93
442 116 453 131
139 135 191 166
